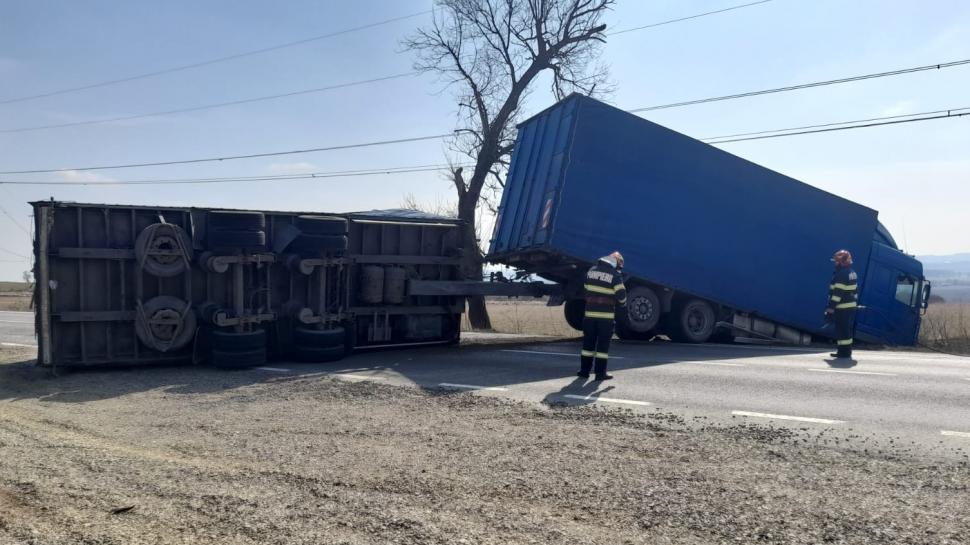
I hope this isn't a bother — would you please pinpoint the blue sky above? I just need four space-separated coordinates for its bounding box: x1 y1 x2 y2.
1 0 968 280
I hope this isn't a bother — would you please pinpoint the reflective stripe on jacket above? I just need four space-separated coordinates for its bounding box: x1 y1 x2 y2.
584 260 627 320
827 266 859 311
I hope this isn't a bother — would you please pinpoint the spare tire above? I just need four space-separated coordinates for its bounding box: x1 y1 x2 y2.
135 296 197 352
134 223 193 277
295 215 348 235
209 210 265 231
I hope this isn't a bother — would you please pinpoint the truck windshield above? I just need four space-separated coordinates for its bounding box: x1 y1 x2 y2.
895 275 917 307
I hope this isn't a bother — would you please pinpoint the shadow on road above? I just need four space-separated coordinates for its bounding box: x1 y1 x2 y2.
0 337 834 405
541 376 616 407
824 357 859 369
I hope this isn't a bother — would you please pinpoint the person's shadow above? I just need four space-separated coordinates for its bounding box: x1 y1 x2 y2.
824 357 858 369
542 376 616 407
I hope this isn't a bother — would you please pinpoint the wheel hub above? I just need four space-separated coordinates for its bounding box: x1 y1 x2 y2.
631 295 655 322
148 234 180 265
148 308 182 341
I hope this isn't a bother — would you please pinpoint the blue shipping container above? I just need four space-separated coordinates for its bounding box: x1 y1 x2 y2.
489 94 926 344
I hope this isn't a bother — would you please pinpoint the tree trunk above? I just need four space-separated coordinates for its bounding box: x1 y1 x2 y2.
458 196 492 330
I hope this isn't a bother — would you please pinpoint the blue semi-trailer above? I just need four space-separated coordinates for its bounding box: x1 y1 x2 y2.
488 94 929 346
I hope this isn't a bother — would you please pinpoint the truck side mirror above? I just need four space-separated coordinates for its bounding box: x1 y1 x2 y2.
920 281 931 314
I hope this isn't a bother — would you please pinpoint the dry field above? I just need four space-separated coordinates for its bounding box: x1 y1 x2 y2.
471 299 970 354
0 282 31 312
462 298 575 337
919 302 970 354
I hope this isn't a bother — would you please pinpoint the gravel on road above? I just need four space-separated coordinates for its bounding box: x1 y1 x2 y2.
0 346 968 545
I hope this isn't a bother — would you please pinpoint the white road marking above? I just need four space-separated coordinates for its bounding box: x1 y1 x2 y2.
690 361 746 367
0 342 37 348
562 394 651 406
502 349 624 360
335 373 385 381
0 320 33 324
807 368 897 377
941 430 970 438
732 410 845 424
438 382 509 391
255 367 291 373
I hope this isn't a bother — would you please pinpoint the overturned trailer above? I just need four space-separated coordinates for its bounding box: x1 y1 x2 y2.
31 201 551 369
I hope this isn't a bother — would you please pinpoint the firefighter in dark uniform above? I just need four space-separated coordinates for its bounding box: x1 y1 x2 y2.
825 249 859 359
578 252 627 381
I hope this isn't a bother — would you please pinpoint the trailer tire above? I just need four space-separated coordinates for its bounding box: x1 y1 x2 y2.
667 298 716 343
134 223 192 277
295 215 348 235
294 345 346 363
211 348 267 369
289 234 348 255
209 210 265 231
294 326 345 347
617 285 660 335
212 328 267 351
564 299 585 331
207 230 267 251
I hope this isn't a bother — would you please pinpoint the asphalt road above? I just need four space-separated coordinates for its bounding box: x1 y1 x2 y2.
3 310 969 458
0 310 34 346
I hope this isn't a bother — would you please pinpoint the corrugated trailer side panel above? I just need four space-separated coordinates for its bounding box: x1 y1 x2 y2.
551 96 878 334
490 98 578 254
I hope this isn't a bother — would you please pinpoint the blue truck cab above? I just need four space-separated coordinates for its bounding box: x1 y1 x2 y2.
488 94 928 346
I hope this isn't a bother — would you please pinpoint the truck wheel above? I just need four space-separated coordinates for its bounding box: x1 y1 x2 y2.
294 326 345 347
207 230 267 251
289 234 348 255
209 328 268 369
617 285 660 335
295 215 348 235
667 298 716 343
563 299 585 331
209 210 265 231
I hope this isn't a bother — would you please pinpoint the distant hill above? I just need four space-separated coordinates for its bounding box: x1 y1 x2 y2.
920 253 970 281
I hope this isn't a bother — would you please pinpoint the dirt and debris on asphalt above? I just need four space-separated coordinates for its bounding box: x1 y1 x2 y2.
1 345 968 545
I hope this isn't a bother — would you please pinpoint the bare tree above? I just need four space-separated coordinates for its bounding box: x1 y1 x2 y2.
406 0 613 329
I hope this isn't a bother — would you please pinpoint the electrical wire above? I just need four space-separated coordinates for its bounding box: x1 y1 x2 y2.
0 73 416 134
609 0 773 35
0 246 28 259
0 134 455 175
706 109 969 144
701 107 970 140
0 10 431 105
0 163 475 186
629 59 970 113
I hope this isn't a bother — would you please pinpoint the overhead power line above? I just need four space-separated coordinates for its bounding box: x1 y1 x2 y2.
2 108 968 186
703 107 970 141
1 54 965 139
2 56 967 174
705 108 969 144
0 163 473 186
610 0 773 35
0 245 28 259
0 10 431 106
0 134 454 175
0 73 415 133
630 59 970 113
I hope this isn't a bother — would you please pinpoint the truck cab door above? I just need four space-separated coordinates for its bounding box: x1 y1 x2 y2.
856 251 922 346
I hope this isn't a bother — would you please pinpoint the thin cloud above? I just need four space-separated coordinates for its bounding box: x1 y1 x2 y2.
54 170 116 183
879 100 918 117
